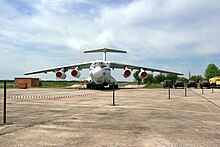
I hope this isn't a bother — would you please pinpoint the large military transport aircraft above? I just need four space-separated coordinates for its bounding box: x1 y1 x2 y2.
24 48 183 89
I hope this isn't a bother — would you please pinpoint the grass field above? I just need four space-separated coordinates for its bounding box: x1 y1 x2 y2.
0 80 15 88
0 80 78 88
0 80 163 89
40 81 78 88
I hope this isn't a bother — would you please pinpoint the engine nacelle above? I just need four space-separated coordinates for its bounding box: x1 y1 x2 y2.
56 71 67 79
123 69 131 78
138 71 148 79
71 69 81 78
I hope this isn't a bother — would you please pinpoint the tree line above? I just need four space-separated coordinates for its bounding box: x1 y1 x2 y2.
133 63 220 84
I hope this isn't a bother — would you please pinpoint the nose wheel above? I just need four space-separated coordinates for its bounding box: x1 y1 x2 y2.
87 83 118 89
86 83 104 89
109 84 118 89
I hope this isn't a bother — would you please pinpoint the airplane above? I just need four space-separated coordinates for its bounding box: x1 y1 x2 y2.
24 48 183 89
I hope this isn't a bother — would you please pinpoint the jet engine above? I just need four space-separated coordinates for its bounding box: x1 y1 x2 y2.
56 71 67 79
138 70 147 79
71 68 81 78
123 69 131 78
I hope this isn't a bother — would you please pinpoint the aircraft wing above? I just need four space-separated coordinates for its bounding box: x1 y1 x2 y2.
24 61 93 75
109 62 183 75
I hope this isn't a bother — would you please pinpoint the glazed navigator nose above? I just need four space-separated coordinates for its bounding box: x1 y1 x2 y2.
92 67 103 78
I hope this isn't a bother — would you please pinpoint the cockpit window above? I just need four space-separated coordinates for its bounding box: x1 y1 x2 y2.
91 62 107 68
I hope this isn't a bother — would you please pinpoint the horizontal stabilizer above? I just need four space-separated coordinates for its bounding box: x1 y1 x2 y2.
84 48 127 53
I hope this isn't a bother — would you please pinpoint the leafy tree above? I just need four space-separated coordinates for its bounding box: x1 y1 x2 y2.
177 77 188 83
165 74 178 82
191 75 203 83
143 74 154 84
204 63 220 79
133 71 141 85
154 74 166 83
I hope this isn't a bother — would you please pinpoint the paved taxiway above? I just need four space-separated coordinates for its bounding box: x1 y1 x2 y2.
0 88 220 146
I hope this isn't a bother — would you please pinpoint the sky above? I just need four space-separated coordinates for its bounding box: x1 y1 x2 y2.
0 0 220 81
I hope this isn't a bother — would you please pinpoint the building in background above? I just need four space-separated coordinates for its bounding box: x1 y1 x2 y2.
14 78 40 88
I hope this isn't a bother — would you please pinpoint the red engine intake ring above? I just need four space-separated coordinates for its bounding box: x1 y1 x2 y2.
141 72 147 78
123 70 131 78
56 72 62 78
124 70 131 76
71 70 78 77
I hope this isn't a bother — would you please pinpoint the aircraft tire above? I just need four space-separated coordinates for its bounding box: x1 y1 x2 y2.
109 84 118 89
87 84 91 89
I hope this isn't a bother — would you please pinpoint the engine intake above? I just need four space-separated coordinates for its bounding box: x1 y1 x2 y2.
56 71 67 79
123 69 131 78
138 71 147 79
71 69 81 78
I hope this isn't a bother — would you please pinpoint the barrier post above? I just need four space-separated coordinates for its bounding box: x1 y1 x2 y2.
112 83 115 106
202 88 204 94
212 88 214 93
168 88 170 99
185 87 187 97
3 80 7 124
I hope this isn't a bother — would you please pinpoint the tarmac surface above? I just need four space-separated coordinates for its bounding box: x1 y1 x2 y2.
0 87 220 147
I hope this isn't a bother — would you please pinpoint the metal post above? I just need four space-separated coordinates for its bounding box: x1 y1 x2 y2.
185 87 187 97
168 88 170 99
3 80 6 124
212 88 214 93
112 83 115 106
202 88 204 94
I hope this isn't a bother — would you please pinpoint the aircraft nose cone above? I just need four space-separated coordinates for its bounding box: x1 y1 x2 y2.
92 67 103 78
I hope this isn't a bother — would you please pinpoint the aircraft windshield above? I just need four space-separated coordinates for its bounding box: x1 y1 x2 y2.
91 62 107 68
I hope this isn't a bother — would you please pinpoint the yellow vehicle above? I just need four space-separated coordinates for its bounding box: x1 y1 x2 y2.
216 79 220 86
209 76 220 86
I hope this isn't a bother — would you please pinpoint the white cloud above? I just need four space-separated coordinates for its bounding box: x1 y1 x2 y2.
96 0 220 58
0 0 220 79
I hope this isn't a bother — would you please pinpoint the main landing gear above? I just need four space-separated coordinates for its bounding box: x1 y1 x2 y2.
87 83 118 89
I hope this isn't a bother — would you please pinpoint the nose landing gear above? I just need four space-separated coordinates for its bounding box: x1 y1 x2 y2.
87 83 118 89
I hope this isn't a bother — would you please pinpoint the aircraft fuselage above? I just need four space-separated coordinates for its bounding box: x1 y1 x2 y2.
87 60 116 89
